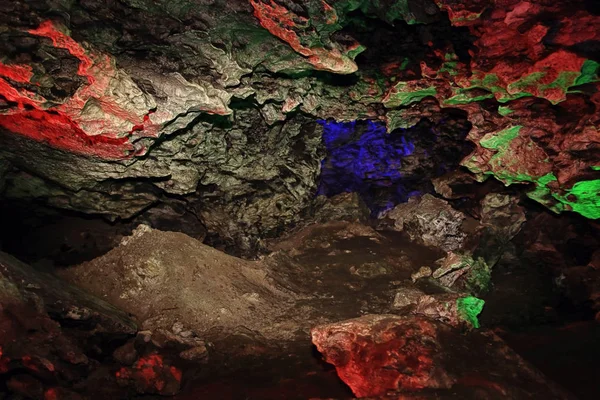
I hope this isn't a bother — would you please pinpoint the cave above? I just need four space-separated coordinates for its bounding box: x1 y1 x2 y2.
0 1 599 399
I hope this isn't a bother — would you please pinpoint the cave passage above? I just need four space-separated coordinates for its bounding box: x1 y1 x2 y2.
1 0 600 399
317 118 472 214
317 120 419 213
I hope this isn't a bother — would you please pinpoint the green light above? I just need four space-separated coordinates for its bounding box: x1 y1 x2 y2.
498 106 514 116
574 60 600 86
384 83 437 107
457 296 485 329
480 126 521 150
553 179 600 219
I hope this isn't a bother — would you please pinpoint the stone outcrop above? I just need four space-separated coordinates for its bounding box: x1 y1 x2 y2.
58 224 297 340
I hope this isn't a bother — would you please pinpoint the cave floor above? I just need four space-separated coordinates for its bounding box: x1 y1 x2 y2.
153 222 599 400
175 322 600 400
10 219 595 399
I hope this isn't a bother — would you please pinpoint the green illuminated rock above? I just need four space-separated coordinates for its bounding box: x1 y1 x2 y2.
457 296 485 329
480 126 521 150
553 180 600 219
384 83 437 108
498 106 514 116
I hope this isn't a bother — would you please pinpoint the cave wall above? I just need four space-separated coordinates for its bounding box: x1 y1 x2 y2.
0 0 599 252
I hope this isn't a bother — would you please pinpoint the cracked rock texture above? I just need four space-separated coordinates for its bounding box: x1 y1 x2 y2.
0 0 599 255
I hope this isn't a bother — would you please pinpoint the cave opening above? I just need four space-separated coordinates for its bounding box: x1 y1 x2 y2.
316 116 473 214
1 1 600 399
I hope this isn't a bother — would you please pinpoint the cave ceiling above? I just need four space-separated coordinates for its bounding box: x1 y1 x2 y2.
0 0 599 248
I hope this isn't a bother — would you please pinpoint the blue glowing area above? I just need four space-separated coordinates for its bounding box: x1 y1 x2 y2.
317 119 422 213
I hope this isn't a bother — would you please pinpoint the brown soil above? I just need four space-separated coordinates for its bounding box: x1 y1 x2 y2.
55 221 599 399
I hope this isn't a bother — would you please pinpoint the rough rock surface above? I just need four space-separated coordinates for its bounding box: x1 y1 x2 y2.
0 251 137 398
312 315 455 398
312 192 371 224
382 194 467 252
312 314 576 399
0 0 598 258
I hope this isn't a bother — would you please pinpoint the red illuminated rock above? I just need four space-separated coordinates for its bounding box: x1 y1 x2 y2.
248 0 360 74
311 315 455 397
115 354 182 395
312 314 577 399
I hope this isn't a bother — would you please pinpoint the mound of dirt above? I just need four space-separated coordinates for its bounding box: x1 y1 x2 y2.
59 225 295 340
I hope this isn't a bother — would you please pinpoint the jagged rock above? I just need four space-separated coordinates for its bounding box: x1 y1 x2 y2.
413 293 485 329
411 266 432 282
391 287 425 309
471 193 527 268
115 353 182 396
311 315 455 397
113 341 138 366
312 314 576 399
392 288 484 329
0 109 324 256
0 0 597 248
432 170 479 199
433 251 491 296
179 345 209 362
382 194 467 252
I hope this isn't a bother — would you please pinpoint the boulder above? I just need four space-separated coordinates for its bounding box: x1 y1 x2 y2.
382 195 467 252
312 314 576 399
311 315 455 398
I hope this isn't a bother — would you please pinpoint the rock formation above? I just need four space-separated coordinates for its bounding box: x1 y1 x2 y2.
0 0 597 255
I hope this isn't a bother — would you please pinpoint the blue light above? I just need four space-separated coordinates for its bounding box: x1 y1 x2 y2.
317 119 420 213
